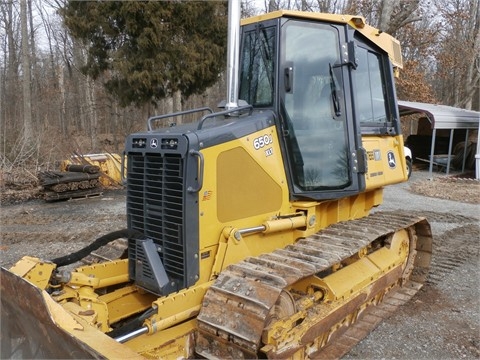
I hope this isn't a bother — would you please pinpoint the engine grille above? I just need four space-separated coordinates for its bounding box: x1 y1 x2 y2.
127 152 187 292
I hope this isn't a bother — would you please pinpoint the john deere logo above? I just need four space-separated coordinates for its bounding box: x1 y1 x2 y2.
387 151 396 169
150 138 158 148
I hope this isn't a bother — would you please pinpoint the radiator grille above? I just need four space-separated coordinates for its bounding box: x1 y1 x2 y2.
127 152 186 285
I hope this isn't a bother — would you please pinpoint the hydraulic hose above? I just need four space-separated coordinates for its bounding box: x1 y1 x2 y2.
50 229 142 267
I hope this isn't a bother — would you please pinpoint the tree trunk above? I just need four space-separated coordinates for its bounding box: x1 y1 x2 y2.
2 0 20 146
462 0 480 110
72 42 87 132
378 0 397 31
20 0 33 143
85 76 98 151
165 96 173 115
27 0 39 131
58 65 67 136
112 101 119 153
268 0 278 12
173 90 182 124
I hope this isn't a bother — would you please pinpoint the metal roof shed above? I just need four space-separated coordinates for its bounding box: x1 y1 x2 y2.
397 100 480 179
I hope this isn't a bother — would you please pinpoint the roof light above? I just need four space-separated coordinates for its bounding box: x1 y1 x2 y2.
352 17 365 29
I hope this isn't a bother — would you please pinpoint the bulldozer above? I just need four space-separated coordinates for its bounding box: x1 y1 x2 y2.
1 4 432 359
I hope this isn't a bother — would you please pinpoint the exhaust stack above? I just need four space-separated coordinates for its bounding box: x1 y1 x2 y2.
224 0 241 110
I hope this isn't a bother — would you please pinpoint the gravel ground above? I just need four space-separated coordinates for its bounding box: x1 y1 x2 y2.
347 170 480 360
1 169 479 359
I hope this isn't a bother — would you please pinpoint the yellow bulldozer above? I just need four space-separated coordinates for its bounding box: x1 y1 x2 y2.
1 4 432 359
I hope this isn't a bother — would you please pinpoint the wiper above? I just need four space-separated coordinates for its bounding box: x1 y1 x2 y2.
329 63 341 117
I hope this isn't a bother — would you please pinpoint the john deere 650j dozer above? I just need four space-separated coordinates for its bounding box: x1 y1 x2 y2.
1 3 432 359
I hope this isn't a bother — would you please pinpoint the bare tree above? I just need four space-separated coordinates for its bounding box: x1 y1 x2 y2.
462 0 480 109
434 0 480 110
20 0 33 143
378 0 398 32
1 0 478 189
1 0 20 155
241 0 261 17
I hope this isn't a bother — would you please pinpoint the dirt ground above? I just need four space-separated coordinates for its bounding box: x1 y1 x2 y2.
1 170 478 268
0 168 479 359
409 175 480 204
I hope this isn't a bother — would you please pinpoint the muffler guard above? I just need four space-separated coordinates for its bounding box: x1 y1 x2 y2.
131 238 176 296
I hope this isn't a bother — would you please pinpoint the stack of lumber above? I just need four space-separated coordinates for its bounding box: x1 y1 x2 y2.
38 164 103 201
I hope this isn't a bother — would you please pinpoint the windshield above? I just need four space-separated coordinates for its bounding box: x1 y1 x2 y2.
281 20 350 190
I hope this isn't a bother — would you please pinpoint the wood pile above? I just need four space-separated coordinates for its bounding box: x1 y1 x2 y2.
38 164 103 201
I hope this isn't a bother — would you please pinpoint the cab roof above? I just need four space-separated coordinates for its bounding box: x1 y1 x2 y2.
242 10 403 69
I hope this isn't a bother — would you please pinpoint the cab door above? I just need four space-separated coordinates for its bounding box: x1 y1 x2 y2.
278 19 365 200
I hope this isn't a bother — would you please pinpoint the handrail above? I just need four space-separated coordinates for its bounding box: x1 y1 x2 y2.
120 151 127 185
197 105 253 130
147 107 214 131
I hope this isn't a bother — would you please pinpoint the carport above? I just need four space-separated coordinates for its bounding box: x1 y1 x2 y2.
397 100 480 179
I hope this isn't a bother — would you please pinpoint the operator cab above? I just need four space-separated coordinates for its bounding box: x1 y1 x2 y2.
239 12 401 200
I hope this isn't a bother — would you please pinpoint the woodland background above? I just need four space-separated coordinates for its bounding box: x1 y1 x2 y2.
1 0 479 186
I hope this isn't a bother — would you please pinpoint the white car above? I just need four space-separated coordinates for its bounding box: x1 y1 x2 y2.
404 146 413 179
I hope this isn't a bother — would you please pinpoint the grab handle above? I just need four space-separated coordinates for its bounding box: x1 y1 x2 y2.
187 150 204 193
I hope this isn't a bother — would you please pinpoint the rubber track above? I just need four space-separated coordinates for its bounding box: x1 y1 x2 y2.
196 211 432 359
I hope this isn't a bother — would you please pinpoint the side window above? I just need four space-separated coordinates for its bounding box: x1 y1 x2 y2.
239 27 276 107
354 47 388 125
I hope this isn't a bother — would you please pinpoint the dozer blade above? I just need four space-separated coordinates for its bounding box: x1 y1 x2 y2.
0 267 143 359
